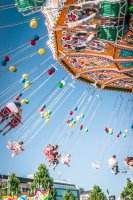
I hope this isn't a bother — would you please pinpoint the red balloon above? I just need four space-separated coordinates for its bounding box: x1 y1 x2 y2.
48 69 53 75
69 111 73 115
80 124 83 129
105 127 108 131
15 96 20 100
66 120 70 123
4 56 9 62
116 134 120 138
39 108 44 112
30 39 36 46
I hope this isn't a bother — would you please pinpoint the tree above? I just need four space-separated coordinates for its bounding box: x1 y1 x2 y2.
0 172 21 196
120 179 133 199
29 163 56 200
63 188 77 200
89 185 107 200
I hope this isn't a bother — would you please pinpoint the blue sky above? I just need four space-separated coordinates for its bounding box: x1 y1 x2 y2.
0 0 133 198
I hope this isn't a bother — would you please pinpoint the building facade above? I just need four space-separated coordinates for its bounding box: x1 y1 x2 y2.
0 175 80 200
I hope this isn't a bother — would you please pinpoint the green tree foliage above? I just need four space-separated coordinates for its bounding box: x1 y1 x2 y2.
0 173 21 196
63 188 77 200
121 179 133 199
89 185 107 200
29 163 56 200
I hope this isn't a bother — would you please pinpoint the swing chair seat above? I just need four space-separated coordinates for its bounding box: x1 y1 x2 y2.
0 107 11 119
97 25 124 41
99 1 128 18
8 116 21 128
15 0 45 15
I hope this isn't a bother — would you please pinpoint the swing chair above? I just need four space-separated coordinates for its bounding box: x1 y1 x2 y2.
15 0 46 16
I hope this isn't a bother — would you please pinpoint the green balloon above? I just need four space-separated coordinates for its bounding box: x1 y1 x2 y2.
58 82 63 88
26 99 29 104
14 68 17 72
48 110 52 115
25 80 30 85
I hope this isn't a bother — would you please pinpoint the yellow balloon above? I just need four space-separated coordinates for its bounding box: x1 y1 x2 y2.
125 129 128 133
21 99 26 104
22 74 28 79
9 66 16 72
24 84 30 89
44 112 49 117
38 48 45 55
45 118 50 124
30 19 38 28
69 123 73 127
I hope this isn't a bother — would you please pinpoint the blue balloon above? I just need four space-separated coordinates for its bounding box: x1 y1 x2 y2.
131 124 133 129
42 104 46 109
2 60 6 66
21 78 26 83
51 67 55 73
19 93 22 97
34 34 40 41
119 131 122 134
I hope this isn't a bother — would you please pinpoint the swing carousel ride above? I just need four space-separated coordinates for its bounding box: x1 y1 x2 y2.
0 0 133 173
14 0 133 93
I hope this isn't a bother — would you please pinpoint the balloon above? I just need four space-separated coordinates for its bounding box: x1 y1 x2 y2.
38 48 45 55
42 104 46 109
105 127 108 132
123 134 126 138
76 115 81 121
61 80 65 85
81 113 85 118
69 111 73 115
2 60 6 66
84 128 88 132
4 56 9 62
30 19 38 28
80 124 83 130
116 134 120 138
66 120 70 123
74 106 78 111
45 118 50 124
119 131 122 134
21 78 25 83
44 112 49 117
58 82 63 88
19 93 22 97
69 123 73 127
73 120 76 124
125 129 128 133
51 67 55 73
25 99 29 104
34 34 40 41
15 96 19 101
22 74 28 79
70 118 73 121
14 68 17 72
24 84 30 89
30 39 36 46
48 69 53 75
40 108 44 112
21 99 26 104
25 80 30 85
48 110 52 115
9 66 16 72
131 125 133 129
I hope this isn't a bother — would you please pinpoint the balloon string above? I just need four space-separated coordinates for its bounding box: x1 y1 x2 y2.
26 83 75 145
0 17 41 29
48 90 87 145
